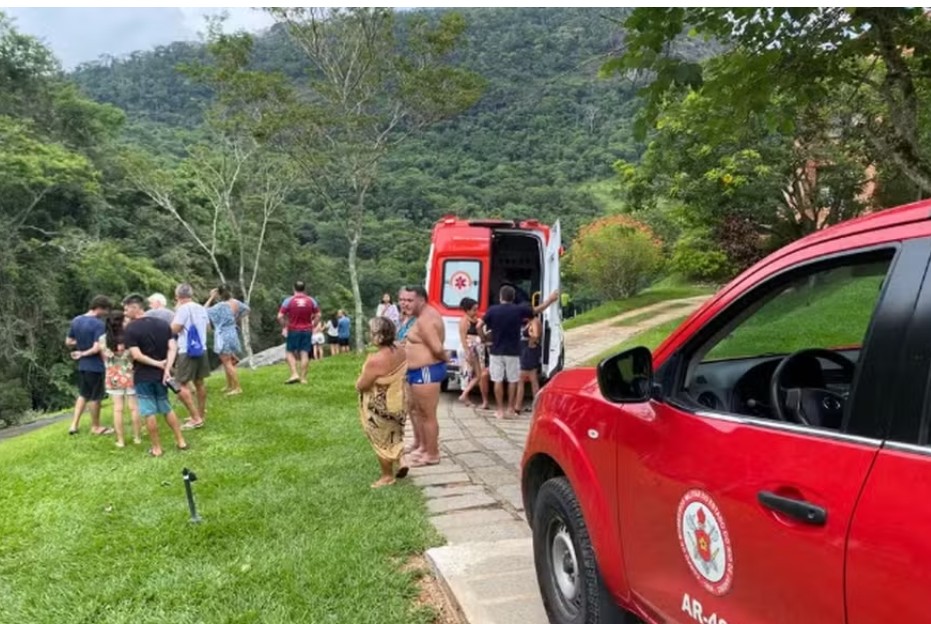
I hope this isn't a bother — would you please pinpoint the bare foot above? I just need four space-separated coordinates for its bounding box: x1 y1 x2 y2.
479 403 489 410
371 476 396 488
133 437 142 445
495 410 505 420
115 441 125 449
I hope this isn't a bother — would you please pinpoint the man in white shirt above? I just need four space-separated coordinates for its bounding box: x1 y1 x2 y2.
170 283 210 429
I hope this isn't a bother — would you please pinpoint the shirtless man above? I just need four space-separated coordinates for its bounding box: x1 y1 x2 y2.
401 285 447 466
397 287 419 454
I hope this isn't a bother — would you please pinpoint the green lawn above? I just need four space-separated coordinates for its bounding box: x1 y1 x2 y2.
564 282 713 330
0 357 440 624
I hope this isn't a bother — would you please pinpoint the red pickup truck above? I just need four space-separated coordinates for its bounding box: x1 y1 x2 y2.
521 199 931 623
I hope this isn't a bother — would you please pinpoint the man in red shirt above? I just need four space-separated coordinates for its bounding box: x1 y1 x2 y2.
277 280 320 384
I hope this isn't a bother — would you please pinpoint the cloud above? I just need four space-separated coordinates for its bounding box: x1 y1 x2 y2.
178 7 275 38
3 7 276 70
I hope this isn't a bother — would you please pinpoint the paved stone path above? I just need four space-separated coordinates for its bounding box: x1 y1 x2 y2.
416 398 544 623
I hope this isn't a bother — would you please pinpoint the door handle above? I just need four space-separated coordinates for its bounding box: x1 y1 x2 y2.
757 491 827 526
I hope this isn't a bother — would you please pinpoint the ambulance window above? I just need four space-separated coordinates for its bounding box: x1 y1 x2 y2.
442 260 481 308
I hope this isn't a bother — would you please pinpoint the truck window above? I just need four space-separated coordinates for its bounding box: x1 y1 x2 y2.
703 259 891 362
442 260 481 309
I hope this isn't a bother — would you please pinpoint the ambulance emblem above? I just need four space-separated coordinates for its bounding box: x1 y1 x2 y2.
449 271 472 291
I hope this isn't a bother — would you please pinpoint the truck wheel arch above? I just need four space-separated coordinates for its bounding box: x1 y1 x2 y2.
522 439 631 606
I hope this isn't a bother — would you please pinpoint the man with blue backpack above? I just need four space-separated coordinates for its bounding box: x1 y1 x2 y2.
170 283 210 430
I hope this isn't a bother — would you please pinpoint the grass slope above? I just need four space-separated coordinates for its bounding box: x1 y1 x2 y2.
0 357 439 624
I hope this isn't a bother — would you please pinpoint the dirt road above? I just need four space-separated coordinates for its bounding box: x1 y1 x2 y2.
563 295 712 367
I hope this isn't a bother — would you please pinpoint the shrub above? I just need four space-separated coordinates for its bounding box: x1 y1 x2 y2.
714 216 766 274
669 232 734 282
565 215 664 299
0 378 30 428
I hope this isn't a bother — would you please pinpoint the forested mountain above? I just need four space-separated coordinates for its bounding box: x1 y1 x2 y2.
73 8 643 238
70 7 660 335
6 8 685 420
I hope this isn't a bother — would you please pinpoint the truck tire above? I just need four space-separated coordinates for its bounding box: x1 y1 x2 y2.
532 477 633 624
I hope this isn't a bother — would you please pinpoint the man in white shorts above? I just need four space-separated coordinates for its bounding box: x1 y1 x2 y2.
481 285 559 419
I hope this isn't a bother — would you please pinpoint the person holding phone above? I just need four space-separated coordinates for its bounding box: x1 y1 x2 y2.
122 293 188 457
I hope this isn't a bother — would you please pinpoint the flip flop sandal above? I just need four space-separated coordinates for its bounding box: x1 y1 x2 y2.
147 448 162 458
410 457 441 467
395 466 410 479
93 427 115 435
181 421 204 430
68 429 79 436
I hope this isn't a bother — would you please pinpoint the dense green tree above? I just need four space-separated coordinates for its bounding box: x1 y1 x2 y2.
607 8 931 196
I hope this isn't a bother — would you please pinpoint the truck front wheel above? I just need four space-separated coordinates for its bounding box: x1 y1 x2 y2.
532 477 632 624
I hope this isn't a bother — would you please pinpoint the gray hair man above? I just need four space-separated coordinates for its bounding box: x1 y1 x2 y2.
170 283 211 429
145 293 175 325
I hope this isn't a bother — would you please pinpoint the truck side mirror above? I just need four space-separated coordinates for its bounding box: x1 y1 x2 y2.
597 346 653 403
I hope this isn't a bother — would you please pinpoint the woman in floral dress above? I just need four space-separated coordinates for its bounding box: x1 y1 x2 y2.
99 310 141 447
205 285 250 396
356 317 409 488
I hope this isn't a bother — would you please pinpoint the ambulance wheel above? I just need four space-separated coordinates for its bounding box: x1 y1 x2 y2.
533 477 633 624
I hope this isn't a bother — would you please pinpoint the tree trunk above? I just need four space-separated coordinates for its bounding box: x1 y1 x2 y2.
240 300 255 370
348 231 365 353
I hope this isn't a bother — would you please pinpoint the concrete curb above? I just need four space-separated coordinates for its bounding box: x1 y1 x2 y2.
426 539 546 624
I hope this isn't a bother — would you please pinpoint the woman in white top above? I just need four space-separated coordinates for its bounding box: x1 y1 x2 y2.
375 293 400 327
312 318 326 360
325 314 340 357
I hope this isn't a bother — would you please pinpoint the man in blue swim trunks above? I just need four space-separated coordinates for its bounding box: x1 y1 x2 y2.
401 285 448 467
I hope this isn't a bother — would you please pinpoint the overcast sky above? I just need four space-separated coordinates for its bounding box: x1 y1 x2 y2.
4 7 276 70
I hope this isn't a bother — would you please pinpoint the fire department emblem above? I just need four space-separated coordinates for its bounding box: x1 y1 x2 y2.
448 271 472 291
677 489 734 596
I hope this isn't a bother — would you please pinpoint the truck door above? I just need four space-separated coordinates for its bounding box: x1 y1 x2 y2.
845 237 931 624
616 242 925 623
542 220 562 378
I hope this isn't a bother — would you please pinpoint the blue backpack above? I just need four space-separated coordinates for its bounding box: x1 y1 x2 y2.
186 321 205 357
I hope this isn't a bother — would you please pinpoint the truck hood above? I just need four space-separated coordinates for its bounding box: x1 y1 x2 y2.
544 366 601 398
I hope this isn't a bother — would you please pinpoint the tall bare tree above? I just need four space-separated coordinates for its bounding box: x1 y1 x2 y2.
267 8 484 350
124 23 299 363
